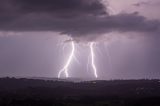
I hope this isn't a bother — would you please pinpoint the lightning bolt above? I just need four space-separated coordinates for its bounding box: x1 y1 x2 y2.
58 41 75 78
90 42 98 78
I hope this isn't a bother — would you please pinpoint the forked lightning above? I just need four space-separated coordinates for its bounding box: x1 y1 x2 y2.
58 41 75 78
58 41 98 79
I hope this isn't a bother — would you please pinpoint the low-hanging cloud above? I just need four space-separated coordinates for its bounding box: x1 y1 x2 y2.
0 0 160 42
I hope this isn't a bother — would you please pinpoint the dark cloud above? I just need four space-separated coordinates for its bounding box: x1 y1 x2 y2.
0 0 160 41
0 0 107 18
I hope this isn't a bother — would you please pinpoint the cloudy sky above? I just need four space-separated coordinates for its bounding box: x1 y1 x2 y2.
0 0 160 79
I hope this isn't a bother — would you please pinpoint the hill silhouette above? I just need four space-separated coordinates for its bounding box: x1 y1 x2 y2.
0 77 160 106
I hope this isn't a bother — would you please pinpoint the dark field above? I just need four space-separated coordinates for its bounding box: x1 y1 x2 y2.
0 78 160 106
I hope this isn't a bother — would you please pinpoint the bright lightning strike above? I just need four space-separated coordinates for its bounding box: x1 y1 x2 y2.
58 41 75 78
90 42 98 78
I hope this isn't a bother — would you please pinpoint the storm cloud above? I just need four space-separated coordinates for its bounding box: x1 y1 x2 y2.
0 0 160 79
0 0 160 41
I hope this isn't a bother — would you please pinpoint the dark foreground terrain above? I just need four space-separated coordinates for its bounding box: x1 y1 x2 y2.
0 78 160 106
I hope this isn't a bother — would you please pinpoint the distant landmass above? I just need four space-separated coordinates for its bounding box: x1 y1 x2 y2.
0 77 160 106
14 76 88 82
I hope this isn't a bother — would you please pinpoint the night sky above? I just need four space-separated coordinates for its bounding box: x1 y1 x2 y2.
0 0 160 79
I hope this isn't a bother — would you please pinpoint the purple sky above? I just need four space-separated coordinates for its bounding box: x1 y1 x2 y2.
0 0 160 79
